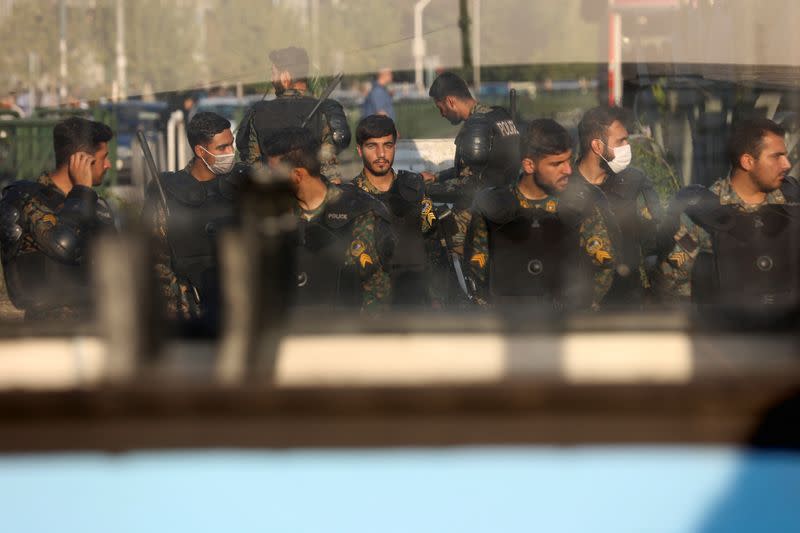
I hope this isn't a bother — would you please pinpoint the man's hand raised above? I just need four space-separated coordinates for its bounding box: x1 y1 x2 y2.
68 152 95 188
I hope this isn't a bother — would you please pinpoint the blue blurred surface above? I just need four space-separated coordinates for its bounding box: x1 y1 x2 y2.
1 446 798 533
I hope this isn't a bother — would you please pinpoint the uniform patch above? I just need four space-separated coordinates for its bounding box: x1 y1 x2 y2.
640 205 652 220
586 236 612 264
41 214 57 226
421 198 436 226
668 251 688 267
470 253 487 269
350 239 366 257
545 200 557 213
359 253 373 269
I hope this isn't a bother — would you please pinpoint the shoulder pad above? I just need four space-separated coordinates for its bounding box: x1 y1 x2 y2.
560 180 598 217
780 176 800 204
669 184 734 231
473 186 519 225
324 183 390 229
162 170 205 206
219 162 249 200
458 116 493 165
392 171 425 203
320 98 351 150
607 167 647 199
1 180 46 206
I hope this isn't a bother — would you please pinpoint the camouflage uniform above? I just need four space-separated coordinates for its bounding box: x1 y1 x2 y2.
426 102 520 255
467 183 616 309
1 173 114 320
237 88 348 181
352 171 437 233
655 177 786 302
298 182 393 312
140 164 200 321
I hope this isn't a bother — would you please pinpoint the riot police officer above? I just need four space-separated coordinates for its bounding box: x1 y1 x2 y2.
235 46 351 180
0 117 115 321
466 119 617 310
571 106 662 307
420 72 520 261
264 127 395 312
142 111 244 329
351 114 436 307
656 118 800 316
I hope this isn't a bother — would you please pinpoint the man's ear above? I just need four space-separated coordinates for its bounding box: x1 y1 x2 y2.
521 157 536 175
740 153 755 171
193 144 204 159
291 166 306 185
590 138 604 157
356 144 363 159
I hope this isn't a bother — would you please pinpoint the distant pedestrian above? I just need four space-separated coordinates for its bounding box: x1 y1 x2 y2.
362 68 394 120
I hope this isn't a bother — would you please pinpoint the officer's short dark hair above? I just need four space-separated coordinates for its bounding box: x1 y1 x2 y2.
356 114 397 145
264 127 321 177
521 119 573 161
577 106 628 157
187 112 231 150
728 118 786 170
428 72 473 101
53 117 113 169
269 46 309 84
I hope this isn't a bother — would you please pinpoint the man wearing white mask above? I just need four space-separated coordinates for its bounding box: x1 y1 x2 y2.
569 106 662 307
142 111 245 330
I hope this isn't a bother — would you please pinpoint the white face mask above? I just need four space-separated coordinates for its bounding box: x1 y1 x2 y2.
199 146 235 175
599 142 632 174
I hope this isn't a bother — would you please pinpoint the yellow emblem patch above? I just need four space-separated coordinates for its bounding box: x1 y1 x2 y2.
470 253 487 269
349 239 366 257
359 253 373 269
42 214 57 226
668 251 688 267
421 198 436 225
545 200 557 213
640 206 653 220
586 236 611 264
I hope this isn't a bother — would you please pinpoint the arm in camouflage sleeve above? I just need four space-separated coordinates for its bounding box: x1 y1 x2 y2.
578 206 617 309
347 211 393 313
235 107 261 165
23 185 98 264
654 212 712 303
141 184 198 320
465 210 489 303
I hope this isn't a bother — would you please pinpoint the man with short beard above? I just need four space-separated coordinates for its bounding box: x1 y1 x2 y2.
571 106 661 307
352 114 436 307
657 118 800 312
236 46 351 180
465 119 616 309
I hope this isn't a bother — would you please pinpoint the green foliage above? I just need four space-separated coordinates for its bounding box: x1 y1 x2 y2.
630 134 681 206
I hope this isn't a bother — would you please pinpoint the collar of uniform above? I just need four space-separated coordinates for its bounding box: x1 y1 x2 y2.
36 172 64 196
712 176 786 209
469 102 492 117
280 88 307 99
298 180 341 221
513 182 554 210
353 170 394 195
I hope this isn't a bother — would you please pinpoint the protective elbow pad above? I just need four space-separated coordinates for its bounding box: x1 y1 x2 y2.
320 99 351 151
49 224 83 263
459 118 492 166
